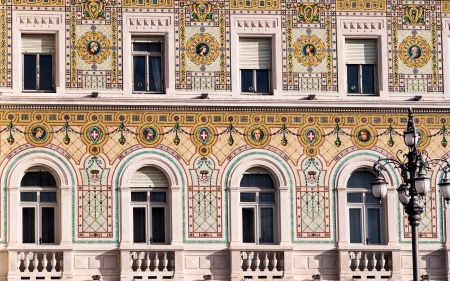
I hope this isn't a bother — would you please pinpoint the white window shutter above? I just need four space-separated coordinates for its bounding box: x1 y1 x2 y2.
22 34 55 53
131 36 164 43
239 38 272 69
130 167 169 188
345 39 377 64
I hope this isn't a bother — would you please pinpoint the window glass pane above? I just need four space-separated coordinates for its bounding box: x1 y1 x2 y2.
133 42 162 52
241 69 253 92
39 55 53 91
41 207 55 243
24 55 37 90
347 193 362 203
22 208 35 243
133 56 146 91
240 192 256 202
365 193 380 204
259 193 275 203
151 207 165 243
361 64 375 94
347 64 359 94
40 192 56 202
347 171 376 189
133 208 146 243
260 208 274 243
255 69 269 93
240 174 275 188
21 192 37 202
131 192 147 202
148 56 162 92
242 208 255 243
349 209 362 243
21 171 56 187
150 192 166 202
367 209 381 244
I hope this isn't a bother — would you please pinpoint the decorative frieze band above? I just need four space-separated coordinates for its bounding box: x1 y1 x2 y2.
127 16 171 29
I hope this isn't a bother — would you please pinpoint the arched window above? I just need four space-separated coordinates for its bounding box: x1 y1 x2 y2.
240 168 277 244
130 166 169 244
347 170 384 245
20 167 58 244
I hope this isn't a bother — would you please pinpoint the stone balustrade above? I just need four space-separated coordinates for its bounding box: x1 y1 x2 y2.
348 251 392 272
17 251 63 273
130 251 175 273
240 251 284 272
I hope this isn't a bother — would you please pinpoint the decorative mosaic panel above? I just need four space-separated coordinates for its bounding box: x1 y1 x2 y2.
0 9 11 88
297 186 330 238
403 190 438 239
388 1 442 94
336 0 386 11
283 2 337 92
78 185 113 238
188 186 222 238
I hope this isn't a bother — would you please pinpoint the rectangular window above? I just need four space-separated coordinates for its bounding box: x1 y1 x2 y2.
260 207 274 243
345 39 377 95
133 207 146 243
132 37 164 93
242 208 255 243
22 208 36 243
151 207 165 243
22 34 55 92
349 208 362 243
367 208 381 244
41 207 55 243
239 38 272 94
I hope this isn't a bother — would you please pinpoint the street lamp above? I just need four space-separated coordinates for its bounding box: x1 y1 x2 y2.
371 108 450 281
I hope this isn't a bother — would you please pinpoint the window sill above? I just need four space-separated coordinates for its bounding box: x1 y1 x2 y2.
8 245 73 251
120 244 184 251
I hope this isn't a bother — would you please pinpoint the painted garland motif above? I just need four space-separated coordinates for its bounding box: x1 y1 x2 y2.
398 36 431 68
76 31 112 65
293 35 326 67
186 33 220 65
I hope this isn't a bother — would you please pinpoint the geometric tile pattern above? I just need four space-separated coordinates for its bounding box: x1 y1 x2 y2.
78 185 113 238
403 188 438 239
297 186 330 238
188 186 222 238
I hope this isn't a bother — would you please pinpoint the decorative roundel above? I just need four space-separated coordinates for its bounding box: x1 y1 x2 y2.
83 124 106 145
398 36 431 68
415 128 429 148
193 124 215 146
27 124 51 145
293 34 326 67
304 146 318 158
76 31 111 65
299 126 323 147
197 145 211 157
353 126 376 148
138 125 161 146
88 145 102 156
246 126 270 147
186 33 220 65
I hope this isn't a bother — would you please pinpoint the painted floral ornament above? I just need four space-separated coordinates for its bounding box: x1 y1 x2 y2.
387 137 394 147
7 135 14 145
281 136 288 146
228 135 234 146
174 134 180 146
335 135 341 147
119 134 126 145
442 136 448 148
64 135 71 145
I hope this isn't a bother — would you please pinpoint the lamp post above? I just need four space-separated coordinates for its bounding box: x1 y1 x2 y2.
371 108 450 281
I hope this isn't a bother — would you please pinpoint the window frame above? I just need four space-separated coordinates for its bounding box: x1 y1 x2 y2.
20 188 59 245
130 188 169 245
346 63 377 95
131 37 165 94
22 51 55 93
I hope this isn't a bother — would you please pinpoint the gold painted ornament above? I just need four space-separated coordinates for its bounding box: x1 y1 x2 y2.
398 36 431 68
76 31 112 65
293 34 326 67
186 33 220 66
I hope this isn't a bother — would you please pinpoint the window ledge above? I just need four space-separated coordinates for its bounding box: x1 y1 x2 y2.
229 244 293 251
8 245 73 251
120 244 184 251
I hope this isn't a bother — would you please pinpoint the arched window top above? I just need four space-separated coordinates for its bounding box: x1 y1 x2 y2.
347 170 376 189
130 166 169 188
21 167 56 187
240 167 275 189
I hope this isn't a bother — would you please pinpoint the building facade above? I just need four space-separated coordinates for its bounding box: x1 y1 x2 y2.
0 0 449 280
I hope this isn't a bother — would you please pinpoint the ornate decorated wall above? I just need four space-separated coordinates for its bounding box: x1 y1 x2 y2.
0 106 447 244
0 0 447 94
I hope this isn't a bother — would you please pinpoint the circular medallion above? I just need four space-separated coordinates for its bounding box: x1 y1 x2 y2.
299 126 323 147
192 124 216 146
197 145 211 157
304 146 318 158
27 124 52 146
82 123 107 145
353 126 376 148
76 31 111 65
399 36 431 68
186 33 220 65
246 126 270 147
88 145 102 155
138 125 161 147
414 127 429 148
293 35 326 66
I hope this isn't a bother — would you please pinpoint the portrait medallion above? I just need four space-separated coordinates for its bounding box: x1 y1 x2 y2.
398 36 430 68
293 35 326 66
76 31 111 65
186 33 220 65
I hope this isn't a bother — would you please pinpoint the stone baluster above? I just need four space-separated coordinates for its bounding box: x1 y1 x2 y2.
240 252 244 270
361 252 368 271
348 252 353 270
271 252 278 271
130 252 134 270
170 252 175 271
370 252 376 271
153 252 160 272
253 253 260 271
387 252 392 270
245 252 252 271
262 252 269 271
17 253 22 272
136 252 142 271
24 252 30 272
144 252 151 272
280 252 284 271
380 252 386 271
32 253 39 272
162 252 168 272
42 253 48 272
51 252 57 272
59 253 63 272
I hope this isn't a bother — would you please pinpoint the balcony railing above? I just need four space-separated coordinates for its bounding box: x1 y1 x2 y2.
18 251 63 274
348 251 391 272
240 251 284 272
130 251 175 275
